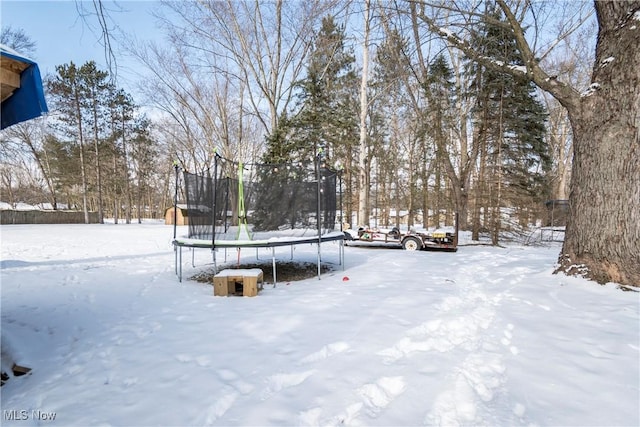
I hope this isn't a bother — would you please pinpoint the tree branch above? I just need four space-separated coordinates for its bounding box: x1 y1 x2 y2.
415 0 582 112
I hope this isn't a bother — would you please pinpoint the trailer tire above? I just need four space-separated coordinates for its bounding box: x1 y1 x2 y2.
402 236 422 251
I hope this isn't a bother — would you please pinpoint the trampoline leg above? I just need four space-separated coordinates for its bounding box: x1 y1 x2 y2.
191 247 195 268
272 247 277 287
174 244 178 276
317 242 321 280
179 246 183 283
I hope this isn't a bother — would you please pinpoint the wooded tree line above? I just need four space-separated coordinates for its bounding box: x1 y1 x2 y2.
0 2 582 233
129 0 582 242
2 1 638 286
1 55 171 223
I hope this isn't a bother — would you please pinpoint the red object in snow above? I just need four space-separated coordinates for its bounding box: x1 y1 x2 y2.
342 276 350 281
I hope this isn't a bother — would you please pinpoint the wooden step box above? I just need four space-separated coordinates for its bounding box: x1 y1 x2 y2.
213 268 264 297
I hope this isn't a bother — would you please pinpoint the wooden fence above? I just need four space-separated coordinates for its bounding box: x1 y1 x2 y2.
0 210 99 224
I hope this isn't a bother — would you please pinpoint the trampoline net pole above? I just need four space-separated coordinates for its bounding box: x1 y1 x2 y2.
173 162 179 240
316 152 322 280
212 153 218 251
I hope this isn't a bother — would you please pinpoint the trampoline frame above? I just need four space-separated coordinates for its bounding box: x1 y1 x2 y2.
172 232 345 284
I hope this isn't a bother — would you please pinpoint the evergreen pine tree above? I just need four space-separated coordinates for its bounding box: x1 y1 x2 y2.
370 28 411 228
265 15 358 166
47 62 92 223
466 9 549 240
425 54 457 228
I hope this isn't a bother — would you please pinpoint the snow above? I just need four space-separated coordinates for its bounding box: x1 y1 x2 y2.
1 203 39 211
508 65 527 74
0 44 36 62
580 82 602 97
600 56 615 68
214 269 263 278
438 27 455 39
631 10 639 29
1 223 639 426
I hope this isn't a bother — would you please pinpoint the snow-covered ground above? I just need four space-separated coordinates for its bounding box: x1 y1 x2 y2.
1 222 638 426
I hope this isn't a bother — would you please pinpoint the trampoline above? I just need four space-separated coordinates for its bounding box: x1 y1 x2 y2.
172 153 345 283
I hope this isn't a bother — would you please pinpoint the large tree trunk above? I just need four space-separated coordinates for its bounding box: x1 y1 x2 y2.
557 1 640 286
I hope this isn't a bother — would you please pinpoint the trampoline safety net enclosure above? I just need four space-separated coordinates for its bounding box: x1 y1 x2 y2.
184 157 338 241
172 155 345 283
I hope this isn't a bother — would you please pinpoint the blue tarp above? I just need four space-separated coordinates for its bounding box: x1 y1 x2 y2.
1 45 48 130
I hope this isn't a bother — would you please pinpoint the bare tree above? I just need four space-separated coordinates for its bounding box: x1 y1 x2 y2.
1 120 58 208
125 1 335 172
0 26 36 56
74 0 122 82
156 1 331 137
131 41 239 173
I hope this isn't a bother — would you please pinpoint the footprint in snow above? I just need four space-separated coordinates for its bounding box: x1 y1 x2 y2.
377 304 495 363
358 376 406 417
425 375 478 426
200 369 259 424
195 355 211 367
63 274 80 285
426 352 507 426
336 403 364 426
200 391 238 425
299 341 350 364
175 354 191 363
123 377 138 387
319 377 405 425
217 369 254 395
500 324 519 355
260 370 315 400
175 315 205 324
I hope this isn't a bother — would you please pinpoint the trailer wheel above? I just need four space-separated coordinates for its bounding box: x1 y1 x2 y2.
402 236 422 251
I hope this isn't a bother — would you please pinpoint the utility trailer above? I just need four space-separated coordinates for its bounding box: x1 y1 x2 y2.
343 214 458 252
